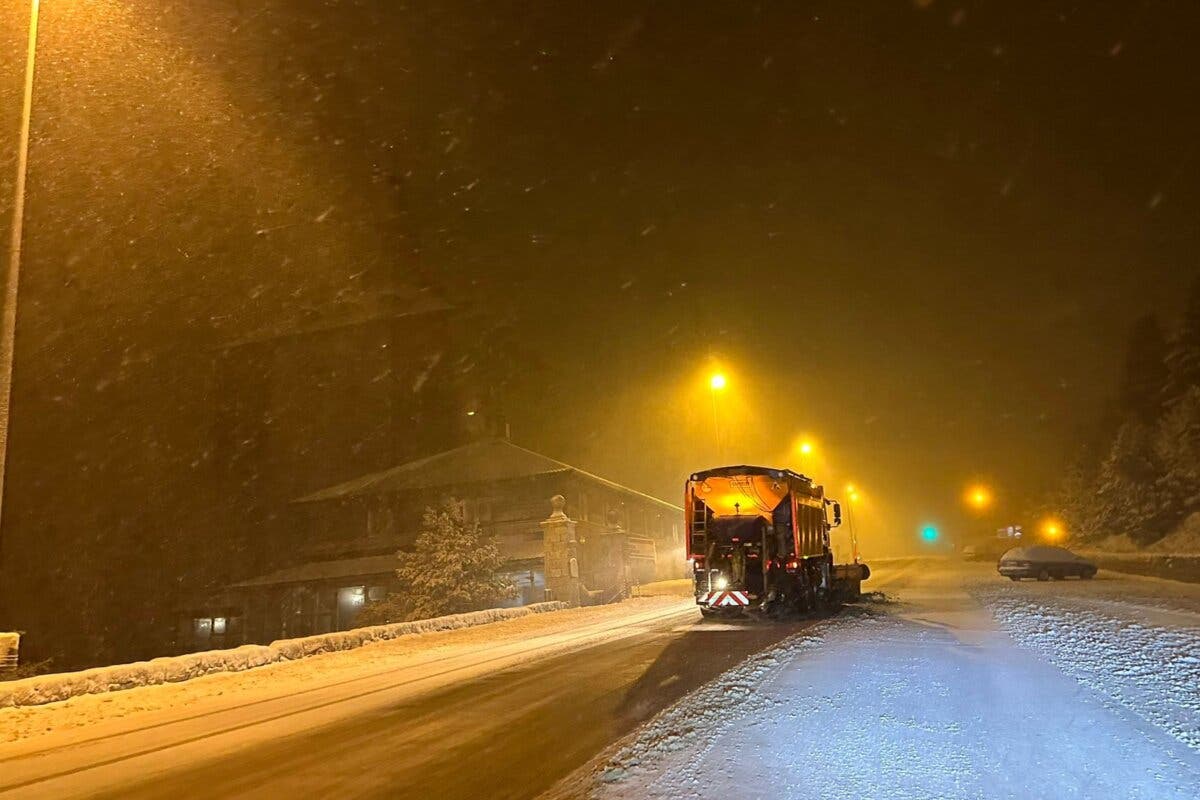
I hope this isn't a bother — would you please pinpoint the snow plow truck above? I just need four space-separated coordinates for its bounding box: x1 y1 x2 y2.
685 465 870 618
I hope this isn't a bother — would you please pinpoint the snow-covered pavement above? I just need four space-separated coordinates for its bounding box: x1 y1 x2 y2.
551 562 1200 800
0 597 697 798
6 561 1199 800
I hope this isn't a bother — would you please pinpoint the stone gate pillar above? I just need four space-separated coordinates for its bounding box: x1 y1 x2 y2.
541 494 581 606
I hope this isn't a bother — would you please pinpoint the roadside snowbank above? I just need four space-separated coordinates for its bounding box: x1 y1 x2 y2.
0 602 566 709
1151 512 1200 553
974 584 1200 753
1076 550 1200 583
1086 514 1200 557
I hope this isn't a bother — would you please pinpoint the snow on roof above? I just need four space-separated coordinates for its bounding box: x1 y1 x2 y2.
295 439 680 511
1000 546 1086 563
231 555 400 588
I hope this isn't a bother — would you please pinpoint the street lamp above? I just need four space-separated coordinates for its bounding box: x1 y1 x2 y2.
965 484 993 512
843 484 861 562
0 0 42 531
1041 518 1065 541
709 373 726 462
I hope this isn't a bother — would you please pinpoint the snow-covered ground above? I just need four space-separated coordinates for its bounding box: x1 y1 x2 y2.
972 578 1200 753
549 564 1200 800
8 563 1200 800
0 596 687 748
0 602 569 710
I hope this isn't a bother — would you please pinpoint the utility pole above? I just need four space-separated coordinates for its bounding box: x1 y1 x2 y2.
0 0 42 535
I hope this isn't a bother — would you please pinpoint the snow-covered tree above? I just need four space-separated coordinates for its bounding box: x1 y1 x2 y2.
1093 421 1176 544
1054 452 1101 541
1054 283 1200 547
358 499 515 625
1156 386 1200 516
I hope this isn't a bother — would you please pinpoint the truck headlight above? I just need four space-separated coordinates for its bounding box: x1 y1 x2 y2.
714 576 729 590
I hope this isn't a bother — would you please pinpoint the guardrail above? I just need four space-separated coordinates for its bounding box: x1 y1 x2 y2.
1075 551 1200 584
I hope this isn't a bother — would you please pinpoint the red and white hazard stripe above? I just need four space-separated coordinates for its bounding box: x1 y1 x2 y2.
700 590 749 607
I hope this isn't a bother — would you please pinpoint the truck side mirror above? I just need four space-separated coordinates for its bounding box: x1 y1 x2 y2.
831 501 842 528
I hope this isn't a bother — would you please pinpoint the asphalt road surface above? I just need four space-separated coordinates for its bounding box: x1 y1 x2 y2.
4 560 1197 800
0 581 842 800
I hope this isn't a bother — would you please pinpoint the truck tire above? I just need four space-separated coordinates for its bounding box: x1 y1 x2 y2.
1037 569 1050 581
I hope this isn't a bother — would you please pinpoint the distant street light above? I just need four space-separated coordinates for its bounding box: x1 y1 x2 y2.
1041 518 1065 541
709 373 727 391
799 441 813 456
0 0 42 533
965 484 993 512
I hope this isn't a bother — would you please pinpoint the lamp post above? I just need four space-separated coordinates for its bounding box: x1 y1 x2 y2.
845 484 861 563
0 0 42 533
709 373 726 463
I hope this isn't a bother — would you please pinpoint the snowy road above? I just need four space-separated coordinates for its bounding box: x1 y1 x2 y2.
0 588 830 799
4 561 1199 800
549 560 1200 800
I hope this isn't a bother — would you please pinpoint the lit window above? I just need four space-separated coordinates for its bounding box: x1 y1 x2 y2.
193 618 213 638
213 617 227 635
339 586 367 607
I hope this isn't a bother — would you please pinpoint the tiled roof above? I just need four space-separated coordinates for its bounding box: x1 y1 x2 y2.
295 439 679 512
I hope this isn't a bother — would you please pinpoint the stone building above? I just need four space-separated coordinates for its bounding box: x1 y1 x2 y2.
183 439 683 650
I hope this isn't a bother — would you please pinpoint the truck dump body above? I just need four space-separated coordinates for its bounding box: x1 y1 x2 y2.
685 465 868 616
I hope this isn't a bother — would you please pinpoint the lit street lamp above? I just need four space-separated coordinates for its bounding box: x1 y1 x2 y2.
966 484 992 510
843 484 861 562
1041 518 1065 541
709 373 726 462
0 0 42 532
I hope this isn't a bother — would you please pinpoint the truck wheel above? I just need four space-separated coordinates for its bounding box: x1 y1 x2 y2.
1037 569 1050 582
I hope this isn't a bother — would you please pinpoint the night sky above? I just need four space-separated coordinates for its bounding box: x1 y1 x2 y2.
2 0 1199 561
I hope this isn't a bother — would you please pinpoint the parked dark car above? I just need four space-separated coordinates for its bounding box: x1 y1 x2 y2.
997 546 1097 581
